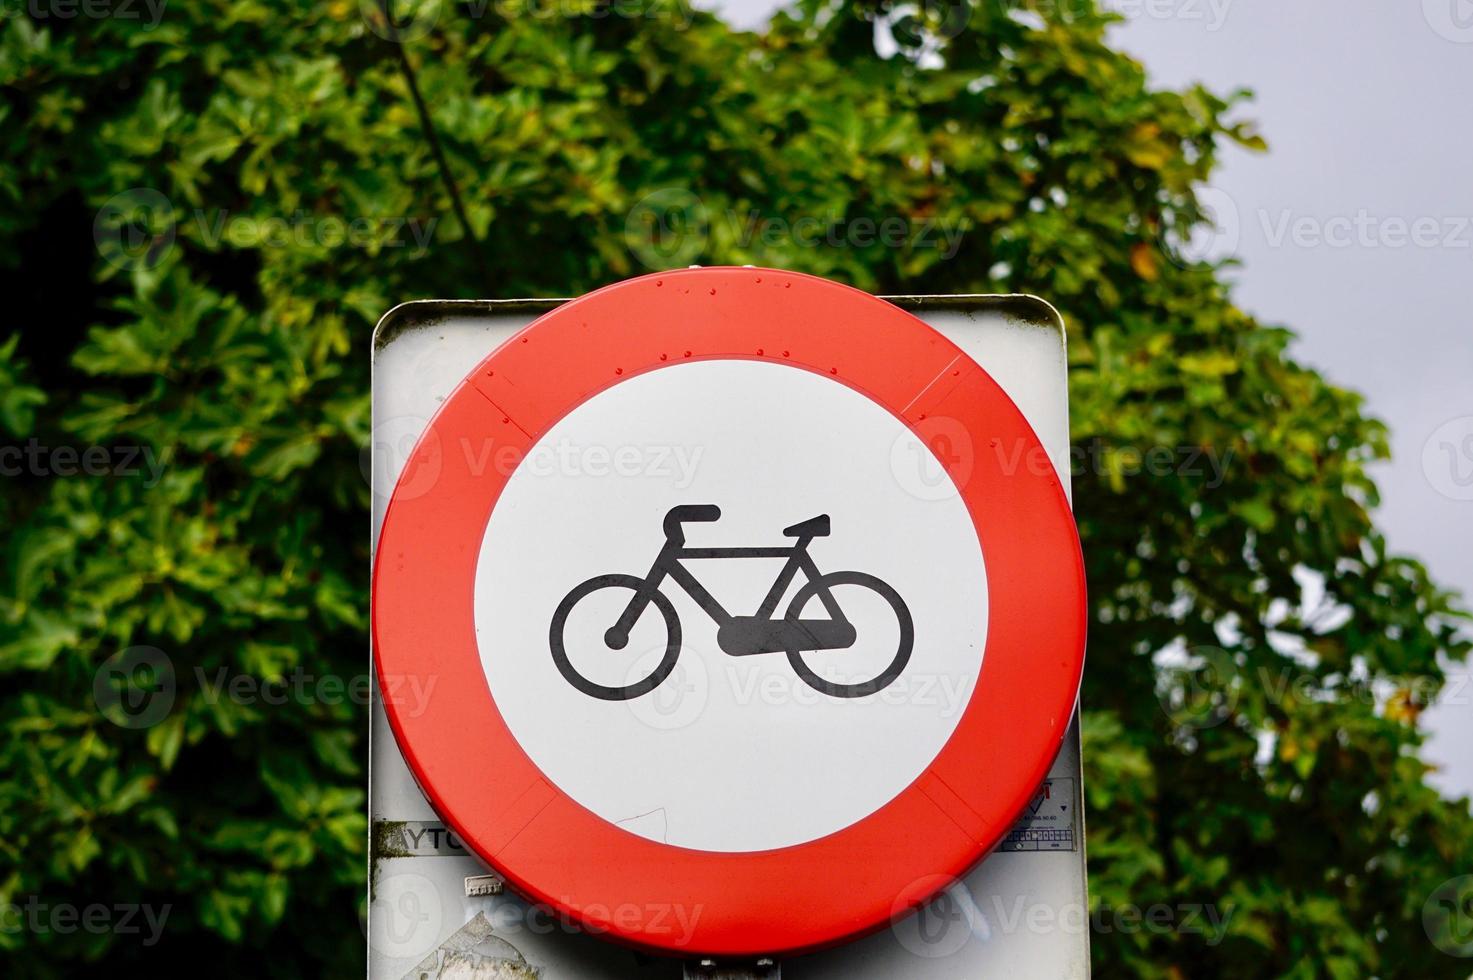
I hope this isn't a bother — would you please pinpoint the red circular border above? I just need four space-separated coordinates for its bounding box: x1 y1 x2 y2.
371 267 1086 957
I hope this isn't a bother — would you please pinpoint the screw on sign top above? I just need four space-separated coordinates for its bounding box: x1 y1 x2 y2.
371 267 1086 957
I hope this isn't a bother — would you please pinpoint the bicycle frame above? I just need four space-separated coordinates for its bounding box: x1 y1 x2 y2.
558 512 909 696
609 535 847 643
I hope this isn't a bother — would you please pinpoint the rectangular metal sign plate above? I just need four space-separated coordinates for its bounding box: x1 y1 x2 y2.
369 294 1090 980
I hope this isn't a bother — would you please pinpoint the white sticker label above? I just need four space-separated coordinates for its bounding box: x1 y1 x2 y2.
999 778 1078 852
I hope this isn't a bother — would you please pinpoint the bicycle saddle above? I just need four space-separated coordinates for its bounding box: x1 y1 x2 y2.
782 515 830 538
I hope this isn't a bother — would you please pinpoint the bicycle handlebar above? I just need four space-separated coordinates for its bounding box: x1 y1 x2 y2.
663 504 722 544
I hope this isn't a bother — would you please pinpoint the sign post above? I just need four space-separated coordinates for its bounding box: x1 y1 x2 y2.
368 269 1089 979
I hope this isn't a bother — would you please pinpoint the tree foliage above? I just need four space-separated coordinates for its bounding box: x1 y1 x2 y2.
1 1 1469 976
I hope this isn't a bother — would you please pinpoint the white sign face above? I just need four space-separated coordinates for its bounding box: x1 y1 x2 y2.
474 359 987 853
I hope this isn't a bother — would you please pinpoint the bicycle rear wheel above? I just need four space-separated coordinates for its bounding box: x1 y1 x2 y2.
549 574 681 700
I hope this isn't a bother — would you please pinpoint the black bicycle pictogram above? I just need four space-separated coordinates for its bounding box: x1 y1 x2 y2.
549 505 914 701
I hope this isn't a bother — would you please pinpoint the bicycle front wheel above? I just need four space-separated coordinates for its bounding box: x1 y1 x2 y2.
783 571 914 698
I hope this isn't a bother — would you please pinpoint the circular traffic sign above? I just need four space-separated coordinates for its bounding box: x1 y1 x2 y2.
371 267 1086 957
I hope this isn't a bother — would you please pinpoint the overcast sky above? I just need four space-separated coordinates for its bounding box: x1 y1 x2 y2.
707 0 1473 800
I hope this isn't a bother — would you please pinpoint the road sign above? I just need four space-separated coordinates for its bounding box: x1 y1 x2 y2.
371 269 1087 959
